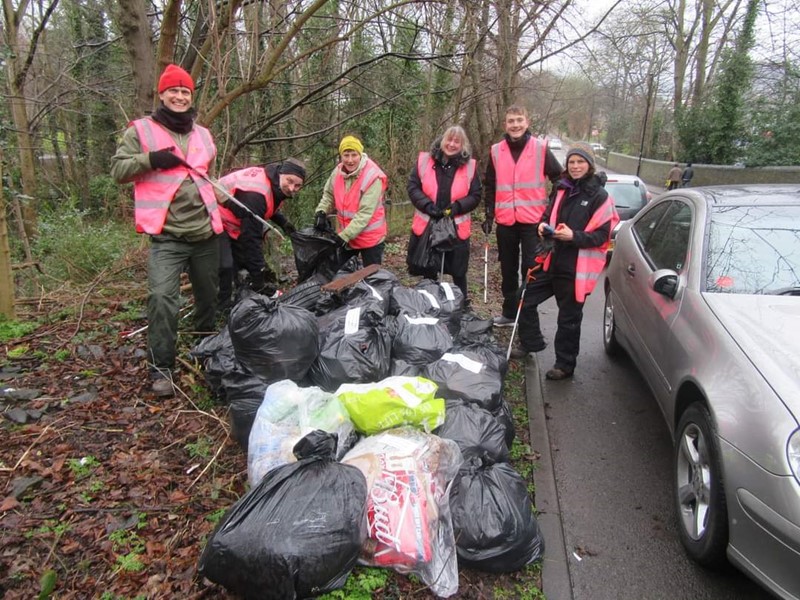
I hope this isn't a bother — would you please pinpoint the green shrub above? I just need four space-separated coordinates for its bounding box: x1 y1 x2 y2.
33 209 137 284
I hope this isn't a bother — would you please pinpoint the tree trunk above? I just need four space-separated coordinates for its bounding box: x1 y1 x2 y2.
0 148 16 319
107 0 155 117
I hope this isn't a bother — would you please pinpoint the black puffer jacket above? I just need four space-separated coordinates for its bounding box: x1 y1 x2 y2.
540 172 611 277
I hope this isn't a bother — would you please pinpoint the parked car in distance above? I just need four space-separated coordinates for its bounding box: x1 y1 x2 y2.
549 137 562 150
591 142 605 153
604 174 652 257
603 185 800 600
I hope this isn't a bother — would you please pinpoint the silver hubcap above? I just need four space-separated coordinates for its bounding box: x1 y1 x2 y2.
676 423 712 540
603 295 615 344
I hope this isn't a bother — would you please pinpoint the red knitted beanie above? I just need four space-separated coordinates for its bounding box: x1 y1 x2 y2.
158 64 195 93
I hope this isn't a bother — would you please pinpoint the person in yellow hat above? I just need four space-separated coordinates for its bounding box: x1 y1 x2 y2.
313 135 388 265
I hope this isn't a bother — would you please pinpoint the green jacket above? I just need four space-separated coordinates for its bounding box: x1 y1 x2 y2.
315 153 385 244
110 124 215 242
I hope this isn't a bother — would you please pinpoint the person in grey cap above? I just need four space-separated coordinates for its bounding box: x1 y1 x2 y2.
216 158 306 314
516 142 618 380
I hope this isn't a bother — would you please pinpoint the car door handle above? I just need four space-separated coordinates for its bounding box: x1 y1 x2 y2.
626 264 636 275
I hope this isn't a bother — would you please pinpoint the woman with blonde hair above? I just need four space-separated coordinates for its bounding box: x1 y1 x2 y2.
406 126 482 303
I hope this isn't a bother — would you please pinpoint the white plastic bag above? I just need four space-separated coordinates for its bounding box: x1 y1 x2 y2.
248 380 355 485
342 427 463 598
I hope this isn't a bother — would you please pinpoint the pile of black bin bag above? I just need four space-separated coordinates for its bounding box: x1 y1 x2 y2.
191 230 544 598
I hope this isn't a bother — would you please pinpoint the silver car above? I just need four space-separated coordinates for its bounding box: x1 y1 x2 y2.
603 185 800 599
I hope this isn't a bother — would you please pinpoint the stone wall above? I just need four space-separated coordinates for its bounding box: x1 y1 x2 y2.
601 153 800 188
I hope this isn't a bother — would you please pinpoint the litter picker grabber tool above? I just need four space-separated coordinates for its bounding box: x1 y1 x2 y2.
506 265 541 362
483 234 489 304
172 152 284 240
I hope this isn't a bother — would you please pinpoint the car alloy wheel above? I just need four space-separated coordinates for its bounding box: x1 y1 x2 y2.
602 289 622 356
674 403 729 568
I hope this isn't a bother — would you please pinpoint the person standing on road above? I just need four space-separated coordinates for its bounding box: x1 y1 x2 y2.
111 64 222 397
518 142 618 380
216 159 305 314
482 105 563 326
667 163 682 190
406 125 482 302
313 135 388 266
681 162 694 187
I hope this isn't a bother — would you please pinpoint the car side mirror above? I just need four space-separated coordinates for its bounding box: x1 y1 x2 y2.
652 269 679 299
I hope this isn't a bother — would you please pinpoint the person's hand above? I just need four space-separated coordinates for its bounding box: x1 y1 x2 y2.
424 203 443 219
336 235 350 249
553 223 574 241
149 149 183 170
281 220 297 235
481 217 493 235
314 211 329 231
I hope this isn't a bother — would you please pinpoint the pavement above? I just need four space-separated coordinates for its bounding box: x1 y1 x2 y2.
526 353 573 600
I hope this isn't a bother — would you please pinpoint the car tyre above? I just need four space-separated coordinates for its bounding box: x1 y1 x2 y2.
277 279 322 311
674 403 729 568
602 289 622 357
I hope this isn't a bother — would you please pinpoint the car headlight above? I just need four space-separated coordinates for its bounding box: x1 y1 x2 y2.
788 429 800 483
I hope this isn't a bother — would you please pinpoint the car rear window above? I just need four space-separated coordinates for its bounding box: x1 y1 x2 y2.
606 183 647 209
705 204 800 294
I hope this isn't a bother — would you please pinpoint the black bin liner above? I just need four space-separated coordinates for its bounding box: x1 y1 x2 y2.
414 279 464 334
450 457 545 573
455 313 494 345
452 341 508 378
389 285 442 317
390 359 423 377
289 227 348 283
190 326 236 397
308 299 391 392
316 267 397 316
434 400 509 463
423 349 504 412
198 431 368 599
223 368 270 451
391 313 453 365
492 399 516 448
229 295 319 383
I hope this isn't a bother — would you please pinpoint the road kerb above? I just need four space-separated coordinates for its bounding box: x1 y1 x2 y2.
526 353 573 600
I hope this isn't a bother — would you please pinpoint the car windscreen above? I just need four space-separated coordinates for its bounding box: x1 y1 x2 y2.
606 183 646 210
705 204 800 295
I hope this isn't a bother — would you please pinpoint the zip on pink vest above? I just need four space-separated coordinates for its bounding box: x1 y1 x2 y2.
130 118 222 235
333 158 388 249
411 152 476 240
491 138 549 226
544 189 619 302
217 167 275 240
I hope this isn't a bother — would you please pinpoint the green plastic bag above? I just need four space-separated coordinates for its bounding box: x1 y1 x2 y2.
336 376 445 435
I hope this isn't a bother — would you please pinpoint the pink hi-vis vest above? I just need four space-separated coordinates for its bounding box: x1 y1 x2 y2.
332 158 388 250
491 137 549 226
411 152 476 240
544 189 619 302
130 118 221 235
217 167 275 240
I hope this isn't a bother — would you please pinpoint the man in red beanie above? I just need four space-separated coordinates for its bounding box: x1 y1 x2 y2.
111 63 221 397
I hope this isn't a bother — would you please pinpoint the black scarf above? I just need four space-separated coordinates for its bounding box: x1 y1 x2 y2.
151 103 196 134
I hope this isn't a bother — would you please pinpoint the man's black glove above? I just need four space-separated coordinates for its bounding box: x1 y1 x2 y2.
281 220 297 235
481 217 494 235
424 203 443 219
314 211 329 231
149 149 183 170
449 202 462 216
336 235 350 250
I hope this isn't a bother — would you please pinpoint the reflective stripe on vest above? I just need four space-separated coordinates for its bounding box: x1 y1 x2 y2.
217 167 275 239
130 118 221 235
492 138 549 226
411 152 476 240
544 190 620 302
333 158 388 249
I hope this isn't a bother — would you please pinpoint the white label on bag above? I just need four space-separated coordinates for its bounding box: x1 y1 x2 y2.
416 289 440 309
441 352 483 374
366 284 383 301
440 282 455 301
404 315 438 325
344 307 361 334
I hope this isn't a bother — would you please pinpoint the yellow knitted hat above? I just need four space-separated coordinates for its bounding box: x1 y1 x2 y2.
338 135 364 156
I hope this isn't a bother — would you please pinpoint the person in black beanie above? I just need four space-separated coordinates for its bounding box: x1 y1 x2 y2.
216 159 305 314
111 64 222 398
517 142 618 379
